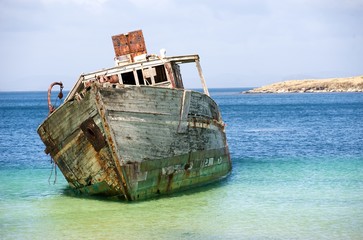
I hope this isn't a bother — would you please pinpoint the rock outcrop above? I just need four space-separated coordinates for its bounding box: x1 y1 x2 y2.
244 75 363 94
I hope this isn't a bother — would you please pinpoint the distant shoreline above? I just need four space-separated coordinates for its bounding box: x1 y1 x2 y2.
243 75 363 94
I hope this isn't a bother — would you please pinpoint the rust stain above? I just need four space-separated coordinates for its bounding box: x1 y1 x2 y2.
112 30 147 62
166 173 174 193
94 90 132 200
80 118 106 152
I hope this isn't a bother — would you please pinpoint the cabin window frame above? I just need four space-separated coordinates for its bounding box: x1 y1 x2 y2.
118 73 123 84
120 71 137 85
142 67 156 85
115 65 170 87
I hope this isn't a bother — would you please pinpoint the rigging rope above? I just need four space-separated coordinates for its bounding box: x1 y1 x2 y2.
48 157 58 185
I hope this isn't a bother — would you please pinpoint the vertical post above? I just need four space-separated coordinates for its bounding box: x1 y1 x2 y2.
118 73 123 84
133 69 140 86
195 59 210 96
149 67 156 85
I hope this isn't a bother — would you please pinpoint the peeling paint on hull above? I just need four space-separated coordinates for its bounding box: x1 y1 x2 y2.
38 86 231 200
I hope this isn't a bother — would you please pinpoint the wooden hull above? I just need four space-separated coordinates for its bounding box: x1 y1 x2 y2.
38 85 231 200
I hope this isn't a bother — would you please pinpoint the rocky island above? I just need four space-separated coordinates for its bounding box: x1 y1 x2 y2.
244 75 363 94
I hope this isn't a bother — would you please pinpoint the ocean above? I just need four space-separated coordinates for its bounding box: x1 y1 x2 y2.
0 89 362 239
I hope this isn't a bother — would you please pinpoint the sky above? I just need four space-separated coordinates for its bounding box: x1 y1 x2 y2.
0 0 362 91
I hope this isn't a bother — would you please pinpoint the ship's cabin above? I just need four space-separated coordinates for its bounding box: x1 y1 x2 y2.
65 30 209 101
66 54 209 101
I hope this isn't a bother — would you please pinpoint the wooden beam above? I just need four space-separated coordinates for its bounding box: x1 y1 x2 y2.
195 59 210 96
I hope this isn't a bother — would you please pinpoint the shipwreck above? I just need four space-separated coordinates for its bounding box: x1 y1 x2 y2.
37 30 232 201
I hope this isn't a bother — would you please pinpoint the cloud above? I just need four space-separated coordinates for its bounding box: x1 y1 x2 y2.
40 0 109 6
125 0 172 9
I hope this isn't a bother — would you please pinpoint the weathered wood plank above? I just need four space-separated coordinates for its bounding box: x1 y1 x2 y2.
38 83 231 200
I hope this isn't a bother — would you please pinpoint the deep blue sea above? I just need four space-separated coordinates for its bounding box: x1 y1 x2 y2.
1 89 362 239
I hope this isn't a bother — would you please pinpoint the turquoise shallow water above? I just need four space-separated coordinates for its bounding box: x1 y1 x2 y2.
1 89 363 239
